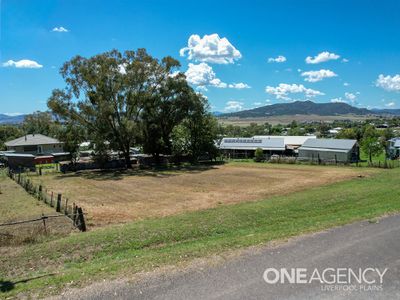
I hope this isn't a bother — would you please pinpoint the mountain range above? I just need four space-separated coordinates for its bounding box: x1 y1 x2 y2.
220 101 375 118
0 114 27 124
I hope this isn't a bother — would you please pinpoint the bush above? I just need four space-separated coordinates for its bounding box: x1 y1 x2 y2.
254 147 265 162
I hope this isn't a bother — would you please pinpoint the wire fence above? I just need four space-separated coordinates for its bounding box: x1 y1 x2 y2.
7 169 87 231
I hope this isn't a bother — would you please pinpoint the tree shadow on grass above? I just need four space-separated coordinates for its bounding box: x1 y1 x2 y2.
53 162 225 181
0 273 55 293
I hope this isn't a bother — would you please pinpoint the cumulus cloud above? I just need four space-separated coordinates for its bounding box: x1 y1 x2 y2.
228 82 251 89
301 69 338 82
345 92 357 102
265 83 324 100
330 97 347 103
343 82 350 86
185 63 225 87
52 26 69 32
385 101 396 107
2 59 43 68
180 34 241 64
184 63 249 90
224 101 244 112
268 55 286 63
376 74 400 92
305 51 340 64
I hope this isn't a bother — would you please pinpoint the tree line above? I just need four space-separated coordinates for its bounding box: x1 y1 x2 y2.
1 49 219 167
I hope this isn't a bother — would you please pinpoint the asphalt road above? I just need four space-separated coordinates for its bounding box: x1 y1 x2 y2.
54 214 400 300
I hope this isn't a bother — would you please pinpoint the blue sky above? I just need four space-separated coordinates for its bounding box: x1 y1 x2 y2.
1 0 400 114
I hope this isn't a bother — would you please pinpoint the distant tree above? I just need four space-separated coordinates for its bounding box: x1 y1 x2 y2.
0 125 23 150
361 126 382 163
22 111 58 136
337 128 358 140
56 121 86 163
179 95 219 162
254 147 264 162
380 128 395 158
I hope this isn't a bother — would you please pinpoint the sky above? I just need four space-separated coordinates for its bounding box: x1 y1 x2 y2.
1 0 400 115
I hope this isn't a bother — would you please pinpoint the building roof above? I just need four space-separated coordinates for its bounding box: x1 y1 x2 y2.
253 135 316 146
219 137 285 151
5 134 62 147
394 140 400 148
299 139 357 151
4 153 35 158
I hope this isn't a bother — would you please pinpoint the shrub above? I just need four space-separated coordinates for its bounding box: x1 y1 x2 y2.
254 147 265 162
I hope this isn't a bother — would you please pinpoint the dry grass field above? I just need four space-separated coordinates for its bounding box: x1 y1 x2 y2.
0 172 74 246
29 163 374 227
218 114 372 126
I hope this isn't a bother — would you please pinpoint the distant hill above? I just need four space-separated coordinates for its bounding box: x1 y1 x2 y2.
0 114 26 124
220 101 373 118
371 108 400 116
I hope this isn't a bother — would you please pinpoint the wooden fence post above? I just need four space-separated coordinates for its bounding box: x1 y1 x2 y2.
77 207 86 232
50 192 54 207
64 198 68 215
38 185 42 200
56 194 62 212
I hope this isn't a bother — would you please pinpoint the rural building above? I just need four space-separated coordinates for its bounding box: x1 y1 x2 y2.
5 134 64 155
388 138 400 159
219 137 285 158
253 135 316 153
3 153 36 170
298 139 359 163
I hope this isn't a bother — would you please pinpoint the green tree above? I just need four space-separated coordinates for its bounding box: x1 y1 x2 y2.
22 111 59 136
0 125 23 150
361 125 382 162
254 147 264 162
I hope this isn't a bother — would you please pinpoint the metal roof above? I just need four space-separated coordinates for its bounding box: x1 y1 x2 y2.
5 134 62 147
298 147 349 153
394 140 400 148
253 135 316 146
219 137 285 151
4 153 35 158
299 139 357 151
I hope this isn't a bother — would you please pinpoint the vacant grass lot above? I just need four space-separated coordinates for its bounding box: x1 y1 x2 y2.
1 166 399 298
29 163 374 227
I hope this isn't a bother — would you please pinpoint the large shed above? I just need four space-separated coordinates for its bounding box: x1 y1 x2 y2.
219 137 285 158
298 139 359 163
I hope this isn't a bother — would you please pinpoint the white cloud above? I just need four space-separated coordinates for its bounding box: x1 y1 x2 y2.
185 63 225 88
265 83 324 100
376 74 400 92
343 82 350 86
180 34 241 64
268 55 286 63
52 26 69 32
184 63 249 90
3 112 24 116
2 59 43 68
305 51 340 64
330 97 347 103
385 101 396 107
301 69 338 82
345 92 357 102
224 101 244 112
342 58 349 63
252 102 262 106
228 82 251 89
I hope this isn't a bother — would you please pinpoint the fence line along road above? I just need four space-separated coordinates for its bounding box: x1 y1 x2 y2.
7 169 87 232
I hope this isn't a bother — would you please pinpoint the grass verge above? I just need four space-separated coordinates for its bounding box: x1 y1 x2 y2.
1 168 400 298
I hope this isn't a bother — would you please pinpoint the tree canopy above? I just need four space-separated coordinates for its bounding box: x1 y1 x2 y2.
48 49 217 167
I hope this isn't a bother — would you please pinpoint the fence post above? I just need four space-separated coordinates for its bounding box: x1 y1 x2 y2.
73 203 78 225
77 207 86 232
38 185 43 200
56 194 62 212
64 198 68 215
50 192 54 207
